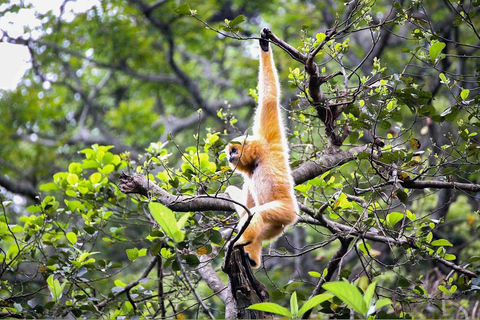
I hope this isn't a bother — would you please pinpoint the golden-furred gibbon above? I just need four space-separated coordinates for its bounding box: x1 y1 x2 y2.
225 28 298 268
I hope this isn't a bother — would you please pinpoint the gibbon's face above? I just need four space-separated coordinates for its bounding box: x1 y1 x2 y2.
225 136 251 173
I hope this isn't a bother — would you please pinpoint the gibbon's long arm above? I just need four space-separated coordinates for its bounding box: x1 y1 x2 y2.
253 29 282 143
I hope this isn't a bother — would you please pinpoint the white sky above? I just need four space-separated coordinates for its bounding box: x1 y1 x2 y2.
0 0 99 90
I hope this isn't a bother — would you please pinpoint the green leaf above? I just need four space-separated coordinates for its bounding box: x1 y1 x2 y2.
90 172 102 184
47 275 66 301
100 164 114 175
460 89 470 100
66 232 77 244
161 248 172 259
149 202 184 243
184 254 200 268
173 3 191 15
429 41 445 62
468 256 480 263
176 212 190 230
444 253 456 261
138 248 147 258
230 14 245 27
68 162 82 174
375 298 392 310
82 160 100 169
126 248 139 261
406 210 416 221
308 271 321 278
323 282 367 315
290 292 298 317
316 33 326 43
386 212 403 228
67 173 79 185
247 303 292 318
438 285 450 295
298 294 333 317
47 274 54 289
40 182 60 191
431 239 453 247
439 73 448 83
363 282 376 307
357 243 371 256
333 193 351 210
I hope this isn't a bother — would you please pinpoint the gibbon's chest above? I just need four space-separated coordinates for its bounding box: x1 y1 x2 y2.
248 162 281 205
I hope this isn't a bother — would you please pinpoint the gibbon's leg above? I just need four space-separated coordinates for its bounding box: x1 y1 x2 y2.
252 28 283 143
260 223 285 241
225 183 255 218
243 239 263 268
255 199 297 227
244 224 284 268
235 200 296 267
235 199 294 246
235 213 264 268
235 212 264 247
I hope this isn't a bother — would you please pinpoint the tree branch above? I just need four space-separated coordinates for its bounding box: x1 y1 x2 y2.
302 238 353 319
401 180 480 192
0 174 38 201
119 145 372 212
96 255 159 309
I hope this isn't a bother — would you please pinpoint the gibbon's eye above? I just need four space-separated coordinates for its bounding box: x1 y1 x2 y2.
231 147 238 154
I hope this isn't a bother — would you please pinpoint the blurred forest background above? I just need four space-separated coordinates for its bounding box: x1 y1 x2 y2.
1 0 480 319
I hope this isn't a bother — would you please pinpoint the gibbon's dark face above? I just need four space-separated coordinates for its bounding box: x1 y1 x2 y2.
225 136 249 173
228 145 239 163
225 136 259 174
226 143 243 167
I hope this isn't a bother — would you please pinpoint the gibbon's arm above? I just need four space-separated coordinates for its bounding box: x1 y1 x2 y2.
225 183 255 218
252 28 282 143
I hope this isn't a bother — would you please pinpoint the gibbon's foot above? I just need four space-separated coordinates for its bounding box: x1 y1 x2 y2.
259 27 271 52
228 238 251 249
245 251 258 267
243 241 262 268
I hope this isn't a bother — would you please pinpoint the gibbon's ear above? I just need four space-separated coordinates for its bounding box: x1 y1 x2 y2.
259 27 271 52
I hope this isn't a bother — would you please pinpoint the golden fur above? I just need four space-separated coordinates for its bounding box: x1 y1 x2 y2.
225 28 298 268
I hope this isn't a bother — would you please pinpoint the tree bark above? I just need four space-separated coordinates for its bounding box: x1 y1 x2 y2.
223 247 273 319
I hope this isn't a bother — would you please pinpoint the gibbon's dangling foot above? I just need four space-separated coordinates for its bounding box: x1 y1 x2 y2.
225 28 298 268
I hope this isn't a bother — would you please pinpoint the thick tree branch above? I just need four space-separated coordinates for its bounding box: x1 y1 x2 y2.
195 254 228 303
292 145 370 184
0 174 38 201
119 145 372 212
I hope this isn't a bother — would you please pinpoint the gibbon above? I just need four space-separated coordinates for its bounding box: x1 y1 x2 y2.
225 28 298 268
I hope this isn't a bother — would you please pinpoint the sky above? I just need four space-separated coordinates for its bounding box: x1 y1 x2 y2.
0 0 98 90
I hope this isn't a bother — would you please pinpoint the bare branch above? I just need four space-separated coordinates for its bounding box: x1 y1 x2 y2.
401 180 480 192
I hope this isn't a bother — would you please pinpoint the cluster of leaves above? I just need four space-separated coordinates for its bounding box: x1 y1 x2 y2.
249 281 392 319
0 137 235 318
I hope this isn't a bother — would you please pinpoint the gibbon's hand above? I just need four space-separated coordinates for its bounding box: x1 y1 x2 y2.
259 27 271 52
